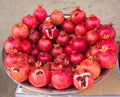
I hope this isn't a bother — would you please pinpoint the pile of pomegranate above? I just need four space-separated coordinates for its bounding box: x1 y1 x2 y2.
3 5 118 91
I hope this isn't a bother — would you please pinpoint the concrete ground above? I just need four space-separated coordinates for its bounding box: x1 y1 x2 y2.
0 0 120 97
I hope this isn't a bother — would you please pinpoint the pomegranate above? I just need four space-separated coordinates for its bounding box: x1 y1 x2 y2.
51 69 73 89
55 53 69 64
97 23 116 41
37 52 52 64
38 38 52 52
97 50 117 68
85 30 98 46
56 31 70 46
70 7 86 24
64 44 74 55
79 59 101 79
85 15 100 30
29 68 50 87
28 29 40 44
62 19 75 33
33 5 47 22
31 46 40 57
39 21 59 39
71 38 87 53
21 40 33 54
99 39 118 54
75 24 87 36
4 53 17 69
9 61 30 82
3 37 22 53
22 14 38 29
73 70 94 90
50 44 63 57
70 53 85 67
11 23 29 40
50 9 64 25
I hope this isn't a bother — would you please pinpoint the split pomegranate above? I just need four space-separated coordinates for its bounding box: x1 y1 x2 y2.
50 9 64 25
39 21 59 39
70 7 86 24
11 23 29 40
73 70 94 90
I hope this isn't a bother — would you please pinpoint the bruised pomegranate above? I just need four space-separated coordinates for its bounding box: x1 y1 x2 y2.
33 5 47 22
73 70 94 90
50 9 64 25
29 68 50 87
70 7 86 24
39 21 59 39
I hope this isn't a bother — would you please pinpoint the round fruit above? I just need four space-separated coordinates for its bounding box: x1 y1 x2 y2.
9 61 30 82
50 9 64 25
97 50 117 68
85 15 100 30
73 70 94 90
62 19 75 33
29 68 50 87
22 14 38 29
11 23 29 40
38 38 52 52
33 5 47 22
70 7 86 24
51 69 73 89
